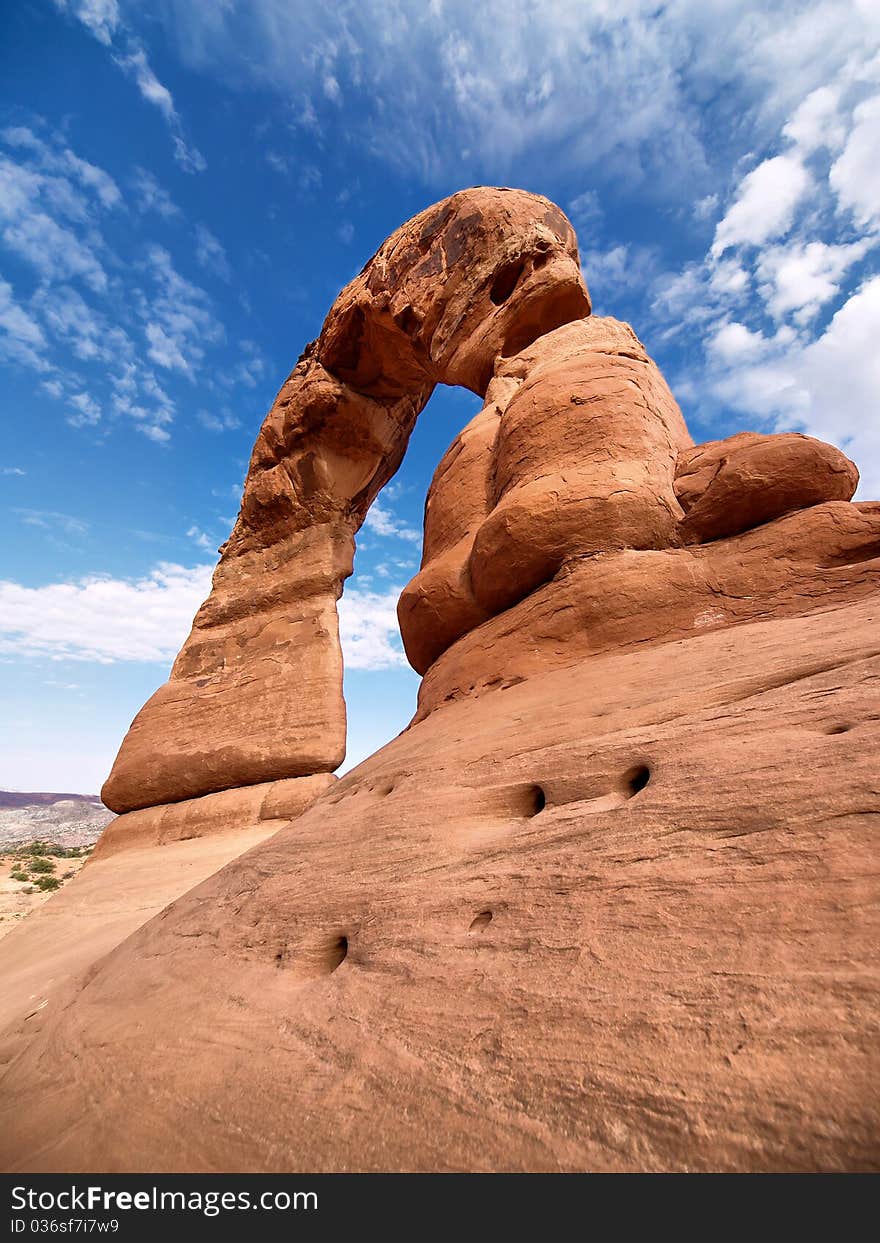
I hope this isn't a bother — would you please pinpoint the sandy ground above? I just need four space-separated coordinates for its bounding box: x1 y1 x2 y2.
0 850 91 942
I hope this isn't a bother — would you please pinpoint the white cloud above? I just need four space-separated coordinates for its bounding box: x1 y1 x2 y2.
756 239 869 322
709 321 769 364
194 224 231 280
783 84 845 154
829 93 880 228
0 562 214 664
363 500 421 545
140 245 222 376
15 509 90 538
67 391 102 427
1 125 121 209
2 209 108 292
2 467 26 476
34 284 132 364
197 408 241 432
581 242 660 304
338 587 408 670
711 155 810 258
52 0 119 47
145 321 189 373
693 193 719 221
0 278 49 372
112 47 206 173
186 525 215 551
0 129 121 293
708 275 880 498
567 189 603 233
131 167 179 217
138 423 171 444
140 0 880 196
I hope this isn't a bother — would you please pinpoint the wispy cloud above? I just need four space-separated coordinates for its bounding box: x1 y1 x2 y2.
53 0 205 172
194 224 231 281
186 525 216 551
14 508 90 538
67 391 102 427
0 127 116 292
0 278 49 371
0 122 239 445
131 167 179 218
197 408 241 432
142 0 880 196
140 244 223 377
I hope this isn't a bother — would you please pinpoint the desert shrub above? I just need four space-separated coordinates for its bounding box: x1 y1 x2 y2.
34 876 61 892
11 870 28 882
29 858 56 875
26 841 49 857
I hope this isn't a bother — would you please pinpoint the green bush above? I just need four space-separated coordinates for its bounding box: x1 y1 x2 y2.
28 857 56 875
26 841 49 857
10 870 28 883
34 875 61 892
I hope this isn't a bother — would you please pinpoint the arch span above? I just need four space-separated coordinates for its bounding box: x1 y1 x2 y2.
102 188 591 812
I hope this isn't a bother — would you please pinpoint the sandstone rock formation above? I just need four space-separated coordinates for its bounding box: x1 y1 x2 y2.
101 188 589 816
0 188 878 1172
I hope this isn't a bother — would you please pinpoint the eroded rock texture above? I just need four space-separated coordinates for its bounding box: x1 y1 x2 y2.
1 187 878 1172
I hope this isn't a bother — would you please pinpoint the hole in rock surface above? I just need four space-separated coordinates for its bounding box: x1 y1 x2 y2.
286 932 350 977
468 910 493 935
523 784 547 816
826 724 852 735
624 765 651 796
490 258 527 305
327 935 349 973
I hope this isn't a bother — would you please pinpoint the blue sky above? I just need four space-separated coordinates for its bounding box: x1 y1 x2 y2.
1 0 878 794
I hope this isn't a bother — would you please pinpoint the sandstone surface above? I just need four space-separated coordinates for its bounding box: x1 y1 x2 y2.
0 187 878 1173
1 599 878 1171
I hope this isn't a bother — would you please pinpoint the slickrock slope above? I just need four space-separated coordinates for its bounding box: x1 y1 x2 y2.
0 187 878 1172
0 826 279 1034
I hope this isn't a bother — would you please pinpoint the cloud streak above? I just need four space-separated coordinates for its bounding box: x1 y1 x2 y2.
53 0 205 172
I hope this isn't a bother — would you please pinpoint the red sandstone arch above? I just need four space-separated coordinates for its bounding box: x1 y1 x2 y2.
101 188 862 817
102 189 591 812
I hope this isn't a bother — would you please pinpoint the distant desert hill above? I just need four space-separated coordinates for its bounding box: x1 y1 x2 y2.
0 791 102 811
0 792 113 851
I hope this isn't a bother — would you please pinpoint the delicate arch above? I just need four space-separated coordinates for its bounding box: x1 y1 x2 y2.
102 188 591 811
